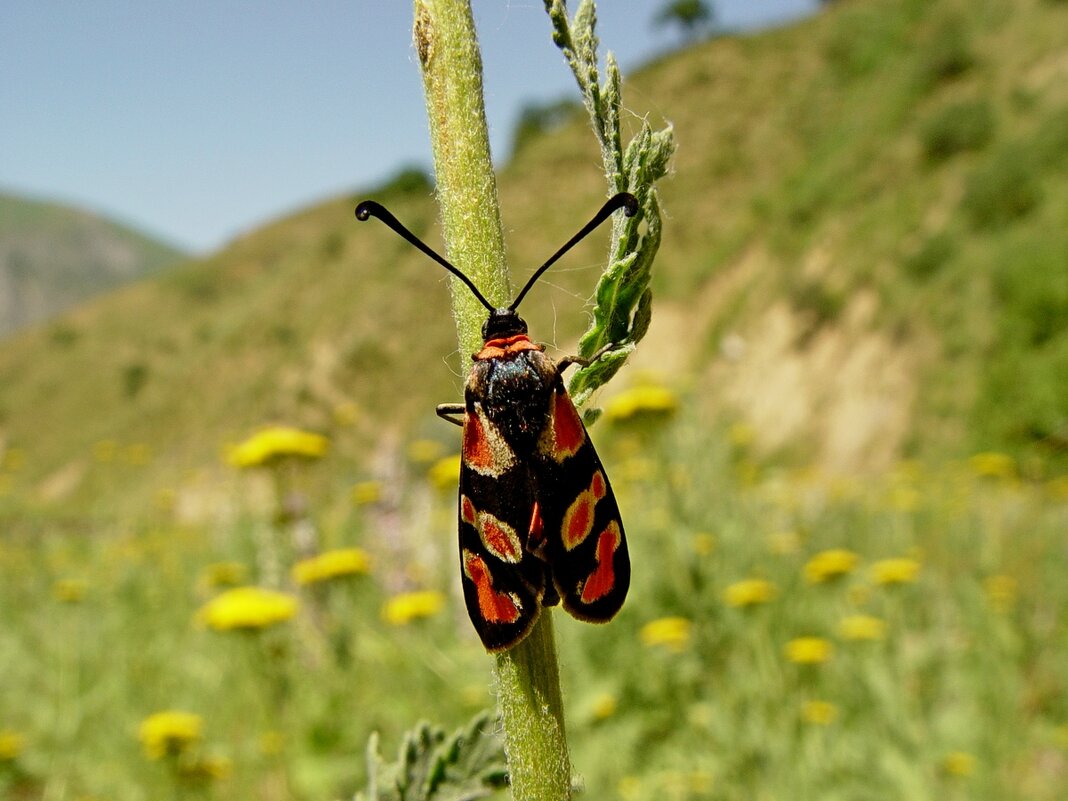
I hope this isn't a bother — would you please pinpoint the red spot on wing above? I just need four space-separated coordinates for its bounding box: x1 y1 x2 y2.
591 470 606 500
565 494 593 549
579 522 621 604
463 551 520 624
481 516 520 562
551 389 585 459
461 495 477 526
462 412 494 471
475 334 540 361
528 501 545 550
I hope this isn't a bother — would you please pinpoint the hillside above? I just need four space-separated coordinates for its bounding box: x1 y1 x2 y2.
0 190 186 336
1 0 1066 517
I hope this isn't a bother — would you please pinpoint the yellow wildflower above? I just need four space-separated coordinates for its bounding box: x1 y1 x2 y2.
124 443 152 465
804 549 859 584
178 754 233 781
640 616 692 652
590 692 618 721
2 447 26 471
0 730 26 761
383 590 446 625
603 384 679 425
785 637 833 665
838 614 887 641
692 532 716 556
941 751 976 777
800 700 838 725
350 480 383 506
871 557 921 585
227 426 329 469
138 710 203 760
767 530 802 555
427 455 461 491
407 439 444 464
198 561 248 589
983 574 1017 613
724 578 777 608
728 421 756 447
197 586 298 631
52 578 88 603
292 547 371 585
969 451 1014 479
260 730 285 756
618 776 643 801
93 439 117 462
332 401 360 427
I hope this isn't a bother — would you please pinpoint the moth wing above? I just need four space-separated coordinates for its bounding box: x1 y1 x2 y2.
457 401 547 651
530 378 630 623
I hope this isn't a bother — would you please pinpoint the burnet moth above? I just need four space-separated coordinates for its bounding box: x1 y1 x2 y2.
355 193 636 651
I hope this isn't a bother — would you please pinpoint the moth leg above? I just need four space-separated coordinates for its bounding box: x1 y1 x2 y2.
436 403 466 427
556 341 621 376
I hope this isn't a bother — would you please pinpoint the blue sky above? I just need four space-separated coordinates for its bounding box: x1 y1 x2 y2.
1 1 816 253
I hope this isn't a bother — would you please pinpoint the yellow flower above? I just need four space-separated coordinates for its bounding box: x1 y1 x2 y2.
292 547 371 585
0 730 26 761
427 455 461 491
138 711 203 760
871 557 920 585
407 439 444 464
804 549 859 584
800 700 838 725
785 637 833 665
351 480 383 506
197 587 298 631
52 578 89 603
969 452 1014 479
178 754 233 781
198 561 248 589
227 426 329 469
692 532 716 556
590 692 618 721
124 443 152 465
383 590 446 625
617 776 643 801
724 578 777 608
767 530 802 555
983 574 1017 612
640 616 692 652
603 384 679 425
260 730 285 756
2 447 26 471
728 421 756 447
93 439 117 462
941 751 976 777
838 614 887 641
332 401 360 427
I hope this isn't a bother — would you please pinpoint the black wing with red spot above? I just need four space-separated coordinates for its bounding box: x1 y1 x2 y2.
530 377 630 622
457 397 547 651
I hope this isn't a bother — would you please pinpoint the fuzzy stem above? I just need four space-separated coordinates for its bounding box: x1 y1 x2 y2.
413 2 572 800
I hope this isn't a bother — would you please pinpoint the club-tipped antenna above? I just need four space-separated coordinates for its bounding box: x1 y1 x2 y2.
355 200 495 312
509 192 638 311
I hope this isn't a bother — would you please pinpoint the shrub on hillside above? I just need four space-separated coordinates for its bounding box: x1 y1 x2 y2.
920 99 995 162
916 16 976 90
962 146 1041 229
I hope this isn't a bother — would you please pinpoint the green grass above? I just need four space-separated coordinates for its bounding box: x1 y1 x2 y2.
2 405 1066 800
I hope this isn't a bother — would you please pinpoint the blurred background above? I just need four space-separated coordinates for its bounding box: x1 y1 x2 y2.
1 0 1067 799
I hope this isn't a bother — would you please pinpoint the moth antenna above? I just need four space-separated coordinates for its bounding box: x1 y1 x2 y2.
509 192 639 312
355 200 495 312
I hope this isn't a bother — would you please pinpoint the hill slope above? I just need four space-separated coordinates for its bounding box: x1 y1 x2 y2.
1 0 1066 515
0 191 186 336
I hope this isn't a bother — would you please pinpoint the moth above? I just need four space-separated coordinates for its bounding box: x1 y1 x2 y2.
356 193 635 650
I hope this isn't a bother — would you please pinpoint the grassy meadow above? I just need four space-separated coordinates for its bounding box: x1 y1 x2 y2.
3 0 1068 798
2 395 1067 799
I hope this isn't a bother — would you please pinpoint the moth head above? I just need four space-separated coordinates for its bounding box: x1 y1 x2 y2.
482 308 528 341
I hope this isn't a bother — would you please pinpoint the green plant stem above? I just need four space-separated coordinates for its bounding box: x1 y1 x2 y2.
413 1 573 799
